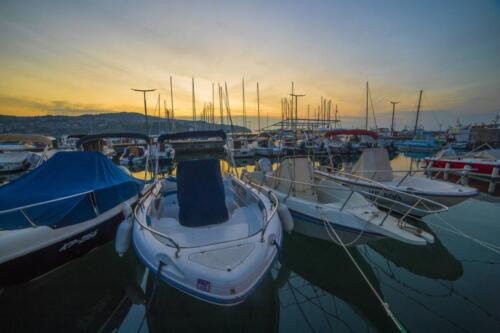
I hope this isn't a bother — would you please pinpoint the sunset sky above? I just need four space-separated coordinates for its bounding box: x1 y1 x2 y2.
1 0 499 129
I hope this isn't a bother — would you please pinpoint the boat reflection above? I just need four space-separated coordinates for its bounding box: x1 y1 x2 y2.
280 233 400 333
0 244 144 333
145 271 280 332
367 222 463 281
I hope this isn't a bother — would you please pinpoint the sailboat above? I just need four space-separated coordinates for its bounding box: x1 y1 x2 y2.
243 156 434 246
131 130 282 306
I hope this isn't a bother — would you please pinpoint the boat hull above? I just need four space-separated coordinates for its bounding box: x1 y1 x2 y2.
289 209 385 245
0 212 124 286
0 196 136 286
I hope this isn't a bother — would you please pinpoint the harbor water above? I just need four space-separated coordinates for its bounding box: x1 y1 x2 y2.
1 153 500 333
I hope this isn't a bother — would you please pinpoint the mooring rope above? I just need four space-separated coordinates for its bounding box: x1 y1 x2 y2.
318 209 405 332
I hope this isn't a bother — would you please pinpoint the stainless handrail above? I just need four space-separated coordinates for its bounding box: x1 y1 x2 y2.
134 175 279 256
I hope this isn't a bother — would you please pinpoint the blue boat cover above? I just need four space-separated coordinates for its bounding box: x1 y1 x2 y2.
0 151 144 230
176 159 228 227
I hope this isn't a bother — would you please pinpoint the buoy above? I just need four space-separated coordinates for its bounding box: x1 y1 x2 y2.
116 203 133 257
277 204 294 233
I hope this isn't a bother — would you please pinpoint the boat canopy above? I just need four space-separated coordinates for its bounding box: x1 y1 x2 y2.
325 129 379 139
274 157 317 201
0 134 54 146
470 149 500 160
158 130 226 143
177 159 228 227
76 133 151 147
0 151 144 230
352 148 393 182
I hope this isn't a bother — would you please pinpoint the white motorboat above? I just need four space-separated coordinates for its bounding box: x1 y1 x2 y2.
254 134 281 156
131 130 282 306
224 136 255 158
243 156 434 246
321 148 478 210
119 145 149 167
0 151 144 286
0 134 55 173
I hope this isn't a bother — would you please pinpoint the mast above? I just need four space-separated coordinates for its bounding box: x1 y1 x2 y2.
218 83 223 127
257 82 261 133
365 81 369 130
131 88 156 135
390 101 399 136
414 90 423 134
242 77 246 129
192 78 196 130
169 76 175 131
212 83 215 127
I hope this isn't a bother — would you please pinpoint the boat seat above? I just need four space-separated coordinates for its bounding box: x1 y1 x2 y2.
152 206 252 247
177 159 229 227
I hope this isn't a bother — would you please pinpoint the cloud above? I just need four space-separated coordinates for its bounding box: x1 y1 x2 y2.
0 95 125 115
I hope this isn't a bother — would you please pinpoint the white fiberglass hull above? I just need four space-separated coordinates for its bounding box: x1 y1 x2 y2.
319 171 477 214
133 179 282 306
0 196 137 285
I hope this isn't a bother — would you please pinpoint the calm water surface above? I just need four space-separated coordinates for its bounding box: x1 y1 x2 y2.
1 153 500 333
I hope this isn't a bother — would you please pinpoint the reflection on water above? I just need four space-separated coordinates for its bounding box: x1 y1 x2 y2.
1 153 500 332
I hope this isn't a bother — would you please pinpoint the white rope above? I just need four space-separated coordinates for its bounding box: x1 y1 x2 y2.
318 207 369 247
420 200 500 255
317 208 404 332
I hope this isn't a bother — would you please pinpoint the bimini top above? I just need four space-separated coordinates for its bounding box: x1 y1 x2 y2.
0 151 144 230
76 132 151 147
325 129 379 139
158 130 227 143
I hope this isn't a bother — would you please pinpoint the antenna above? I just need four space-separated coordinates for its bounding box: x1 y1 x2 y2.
131 88 156 134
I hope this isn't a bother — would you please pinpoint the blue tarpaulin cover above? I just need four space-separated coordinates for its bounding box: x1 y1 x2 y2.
177 159 228 227
0 151 144 230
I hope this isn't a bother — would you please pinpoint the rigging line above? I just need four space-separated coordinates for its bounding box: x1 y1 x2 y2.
318 209 404 332
311 284 335 332
368 84 378 129
283 281 356 333
360 250 455 298
422 94 440 127
378 278 472 333
286 280 316 333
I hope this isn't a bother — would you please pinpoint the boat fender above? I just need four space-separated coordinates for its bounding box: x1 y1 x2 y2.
420 232 435 244
115 204 133 257
278 204 294 233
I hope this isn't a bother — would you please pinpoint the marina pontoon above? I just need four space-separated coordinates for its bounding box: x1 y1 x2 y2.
131 130 282 306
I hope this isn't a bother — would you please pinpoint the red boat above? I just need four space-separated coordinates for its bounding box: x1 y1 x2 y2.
424 148 500 178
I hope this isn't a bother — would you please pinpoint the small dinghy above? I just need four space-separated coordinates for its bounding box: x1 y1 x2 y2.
319 148 478 211
0 151 144 286
244 156 434 246
131 131 282 306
